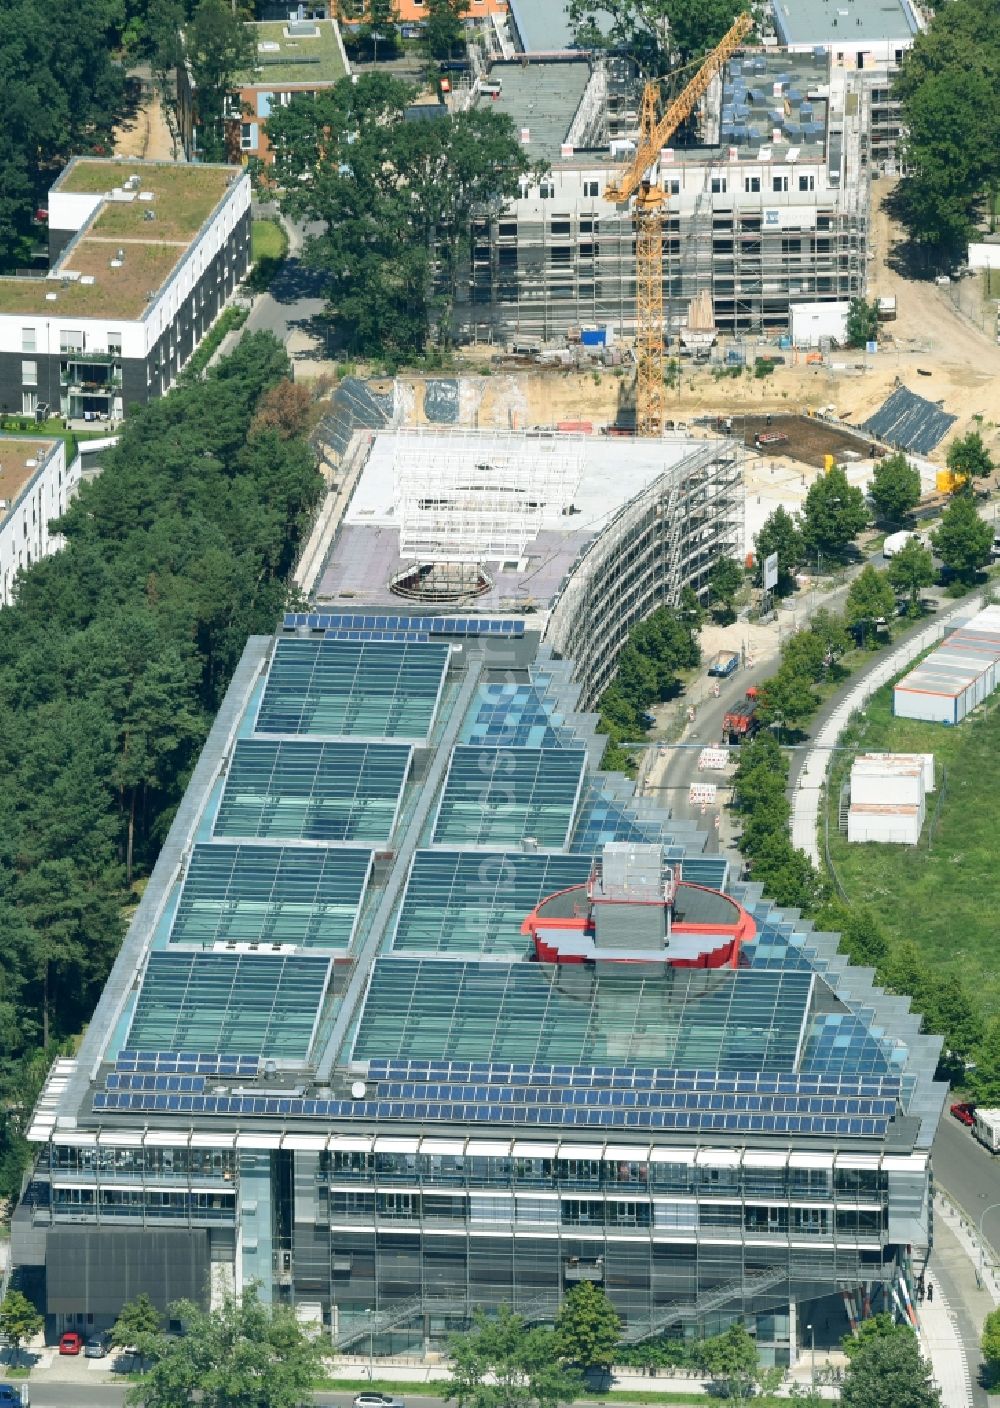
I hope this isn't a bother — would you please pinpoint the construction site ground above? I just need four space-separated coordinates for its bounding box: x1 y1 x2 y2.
297 178 1000 466
739 414 875 468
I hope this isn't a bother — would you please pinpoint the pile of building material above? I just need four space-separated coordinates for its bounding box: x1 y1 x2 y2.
847 752 935 846
893 606 1000 724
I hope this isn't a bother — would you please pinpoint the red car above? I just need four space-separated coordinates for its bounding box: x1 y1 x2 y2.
951 1101 976 1128
59 1331 83 1356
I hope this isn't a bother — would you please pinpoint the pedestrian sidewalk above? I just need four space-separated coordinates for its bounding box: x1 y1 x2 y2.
919 1276 975 1408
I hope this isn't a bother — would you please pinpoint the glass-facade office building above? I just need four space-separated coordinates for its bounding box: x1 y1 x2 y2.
13 435 944 1365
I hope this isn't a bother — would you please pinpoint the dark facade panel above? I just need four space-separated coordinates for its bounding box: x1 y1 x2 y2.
46 1227 209 1315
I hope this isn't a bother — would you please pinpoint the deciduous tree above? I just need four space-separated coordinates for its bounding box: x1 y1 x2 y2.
845 297 879 348
708 556 744 621
447 1307 582 1408
947 430 994 485
887 537 935 613
554 1284 621 1372
801 467 869 560
124 1287 322 1408
0 1289 43 1365
426 0 469 58
870 452 921 524
840 1322 940 1408
266 76 535 357
754 506 804 594
186 0 256 161
932 492 992 581
845 565 896 645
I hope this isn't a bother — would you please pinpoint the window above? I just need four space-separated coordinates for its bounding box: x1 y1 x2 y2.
240 123 256 152
711 176 727 194
21 392 36 415
583 180 599 197
799 174 815 192
59 330 83 353
539 182 553 199
21 328 36 353
21 360 37 387
773 175 788 192
744 175 761 193
107 331 122 356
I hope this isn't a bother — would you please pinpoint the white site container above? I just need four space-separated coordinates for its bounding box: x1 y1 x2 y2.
857 752 935 793
850 759 923 808
847 802 924 846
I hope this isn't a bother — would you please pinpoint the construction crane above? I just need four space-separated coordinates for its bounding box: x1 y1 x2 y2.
605 12 753 438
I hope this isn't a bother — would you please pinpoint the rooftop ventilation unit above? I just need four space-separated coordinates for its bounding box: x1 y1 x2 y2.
80 275 96 285
258 40 281 51
285 19 318 35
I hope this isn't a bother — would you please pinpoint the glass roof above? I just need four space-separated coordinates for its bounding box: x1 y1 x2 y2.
256 637 450 740
461 682 570 750
127 953 331 1058
214 739 411 843
392 850 593 956
433 746 585 848
571 783 666 852
353 959 813 1070
170 843 371 951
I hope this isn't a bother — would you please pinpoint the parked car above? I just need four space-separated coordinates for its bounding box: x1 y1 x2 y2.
354 1395 404 1408
951 1101 976 1127
0 1385 21 1406
59 1330 84 1355
85 1331 114 1358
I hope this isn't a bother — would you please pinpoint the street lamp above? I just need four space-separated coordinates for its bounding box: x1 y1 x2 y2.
806 1323 815 1385
979 1203 1000 1284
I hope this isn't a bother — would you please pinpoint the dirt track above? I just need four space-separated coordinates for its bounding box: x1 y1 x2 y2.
739 415 876 468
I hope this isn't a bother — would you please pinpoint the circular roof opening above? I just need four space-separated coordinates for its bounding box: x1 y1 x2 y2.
389 561 493 604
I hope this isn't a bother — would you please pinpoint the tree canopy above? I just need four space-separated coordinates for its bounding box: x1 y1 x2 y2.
947 429 994 484
870 453 921 524
447 1307 581 1408
125 1286 324 1408
845 565 896 644
754 506 804 594
894 0 1000 259
0 1289 43 1363
931 492 992 580
840 1322 940 1408
0 0 129 270
186 0 256 161
801 467 869 560
887 537 935 613
845 297 879 349
554 1284 621 1372
0 333 322 1200
266 75 536 359
568 0 750 75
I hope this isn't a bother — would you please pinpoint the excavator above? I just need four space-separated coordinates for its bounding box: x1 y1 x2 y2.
605 11 753 437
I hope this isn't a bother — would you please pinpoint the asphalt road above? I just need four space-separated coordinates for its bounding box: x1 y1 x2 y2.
934 1112 1000 1260
245 216 328 347
24 1389 450 1408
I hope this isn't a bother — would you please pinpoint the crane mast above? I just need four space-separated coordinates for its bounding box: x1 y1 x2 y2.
605 12 753 437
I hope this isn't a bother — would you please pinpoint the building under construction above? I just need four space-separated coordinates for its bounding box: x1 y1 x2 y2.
313 427 743 708
459 47 870 345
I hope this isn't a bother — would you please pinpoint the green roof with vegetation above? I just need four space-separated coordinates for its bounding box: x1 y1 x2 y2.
0 159 240 319
238 20 347 87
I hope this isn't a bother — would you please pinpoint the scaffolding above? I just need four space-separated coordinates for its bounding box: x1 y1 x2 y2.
392 427 585 565
458 51 871 345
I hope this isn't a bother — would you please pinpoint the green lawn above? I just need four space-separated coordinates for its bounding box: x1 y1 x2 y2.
313 1382 781 1407
825 677 1000 1013
250 218 289 293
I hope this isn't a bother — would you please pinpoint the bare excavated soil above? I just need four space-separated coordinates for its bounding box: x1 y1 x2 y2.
740 414 876 468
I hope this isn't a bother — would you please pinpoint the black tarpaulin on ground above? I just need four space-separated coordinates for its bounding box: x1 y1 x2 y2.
862 384 956 455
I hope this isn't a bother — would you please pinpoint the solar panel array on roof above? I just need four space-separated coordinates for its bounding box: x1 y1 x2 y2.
353 958 812 1070
214 739 411 843
114 1051 260 1076
392 850 593 955
433 746 585 848
257 637 449 740
862 385 957 455
283 612 524 638
170 843 372 951
126 953 331 1059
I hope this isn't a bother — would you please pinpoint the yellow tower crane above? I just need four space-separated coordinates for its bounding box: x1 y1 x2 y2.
605 12 753 438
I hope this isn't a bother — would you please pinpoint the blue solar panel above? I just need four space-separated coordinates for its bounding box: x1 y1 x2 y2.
89 1086 892 1136
284 612 524 639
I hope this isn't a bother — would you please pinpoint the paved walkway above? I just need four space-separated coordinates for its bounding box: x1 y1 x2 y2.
789 591 986 863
